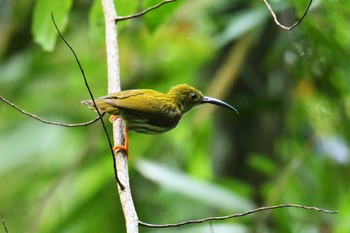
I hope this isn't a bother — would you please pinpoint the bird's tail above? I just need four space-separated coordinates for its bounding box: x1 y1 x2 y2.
81 99 117 114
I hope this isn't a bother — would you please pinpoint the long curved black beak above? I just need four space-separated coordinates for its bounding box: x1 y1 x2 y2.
202 96 238 114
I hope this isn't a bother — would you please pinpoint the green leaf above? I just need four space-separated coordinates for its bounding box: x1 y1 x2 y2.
32 0 73 51
248 154 277 176
215 7 268 47
89 0 105 46
135 159 255 212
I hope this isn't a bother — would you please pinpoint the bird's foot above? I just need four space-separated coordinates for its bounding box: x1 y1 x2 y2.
109 115 119 123
113 145 129 158
113 125 129 158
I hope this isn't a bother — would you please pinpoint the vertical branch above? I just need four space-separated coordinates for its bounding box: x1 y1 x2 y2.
101 0 139 232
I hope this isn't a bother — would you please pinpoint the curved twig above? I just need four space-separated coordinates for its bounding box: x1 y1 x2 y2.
263 0 313 30
139 204 337 228
51 14 125 189
0 95 102 127
115 0 177 22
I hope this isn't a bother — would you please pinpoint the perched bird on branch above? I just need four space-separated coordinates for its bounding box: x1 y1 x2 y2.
81 84 237 154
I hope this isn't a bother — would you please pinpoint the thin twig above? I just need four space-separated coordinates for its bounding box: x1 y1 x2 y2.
0 95 102 127
51 13 124 190
263 0 313 30
139 204 337 228
1 213 9 233
115 0 177 22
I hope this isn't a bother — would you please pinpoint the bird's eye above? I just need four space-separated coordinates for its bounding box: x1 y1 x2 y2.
190 93 197 100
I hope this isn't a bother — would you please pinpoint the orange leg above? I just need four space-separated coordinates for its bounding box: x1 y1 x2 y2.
113 126 129 157
110 115 129 156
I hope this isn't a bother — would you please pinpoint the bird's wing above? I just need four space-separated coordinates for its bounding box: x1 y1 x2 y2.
105 90 171 115
105 90 181 129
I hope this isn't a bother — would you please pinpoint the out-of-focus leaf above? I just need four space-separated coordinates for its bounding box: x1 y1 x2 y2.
215 7 268 47
89 0 105 46
36 157 113 233
335 191 350 233
248 154 277 176
0 52 32 86
32 0 73 51
0 121 65 172
135 159 255 212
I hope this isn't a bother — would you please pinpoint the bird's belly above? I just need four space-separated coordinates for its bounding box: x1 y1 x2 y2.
126 118 180 134
128 123 171 134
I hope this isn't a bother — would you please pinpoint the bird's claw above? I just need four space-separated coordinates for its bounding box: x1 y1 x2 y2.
109 115 119 123
113 145 128 158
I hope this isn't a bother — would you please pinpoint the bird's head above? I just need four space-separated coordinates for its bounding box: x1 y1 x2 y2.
167 84 238 114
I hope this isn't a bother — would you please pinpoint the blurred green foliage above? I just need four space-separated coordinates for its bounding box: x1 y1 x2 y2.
1 0 350 232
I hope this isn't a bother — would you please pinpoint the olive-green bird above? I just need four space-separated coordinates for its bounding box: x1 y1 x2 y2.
81 84 237 153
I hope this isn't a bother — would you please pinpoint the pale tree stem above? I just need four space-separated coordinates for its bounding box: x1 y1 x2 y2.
101 0 139 232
